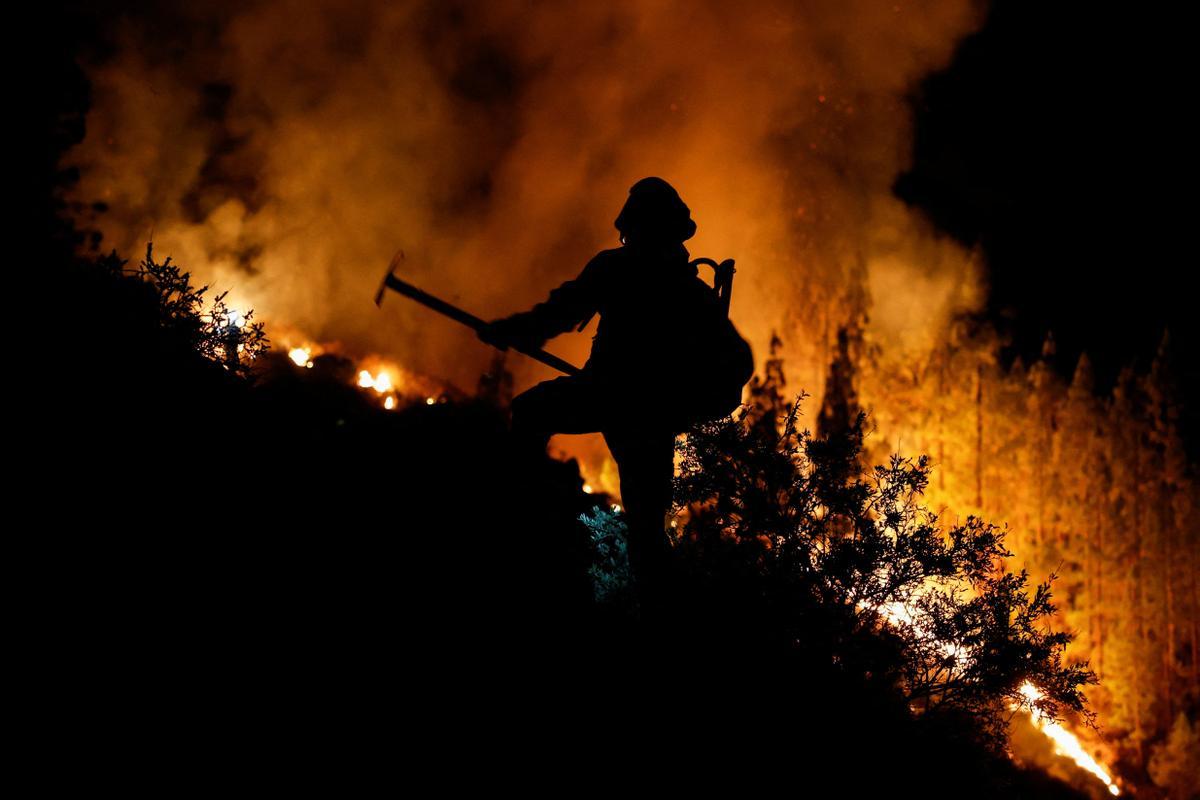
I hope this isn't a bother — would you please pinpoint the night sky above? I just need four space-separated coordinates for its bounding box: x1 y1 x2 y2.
898 2 1194 412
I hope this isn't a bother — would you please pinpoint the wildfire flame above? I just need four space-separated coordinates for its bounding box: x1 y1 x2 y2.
282 329 442 407
281 335 450 411
288 347 312 367
870 601 1119 795
357 369 393 394
1015 682 1120 796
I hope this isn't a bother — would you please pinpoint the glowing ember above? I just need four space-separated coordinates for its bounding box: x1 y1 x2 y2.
1016 682 1120 796
358 369 393 393
279 337 456 410
288 347 312 367
582 483 593 494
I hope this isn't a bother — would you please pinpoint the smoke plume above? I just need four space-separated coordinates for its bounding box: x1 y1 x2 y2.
67 0 986 393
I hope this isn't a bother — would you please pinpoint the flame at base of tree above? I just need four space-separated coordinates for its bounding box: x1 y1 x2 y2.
870 594 1122 795
1016 682 1121 796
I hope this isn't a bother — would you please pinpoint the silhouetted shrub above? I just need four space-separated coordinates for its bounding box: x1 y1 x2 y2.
132 243 269 377
671 395 1096 753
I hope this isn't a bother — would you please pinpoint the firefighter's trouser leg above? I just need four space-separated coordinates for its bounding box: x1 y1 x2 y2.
510 375 676 606
603 429 676 610
510 375 601 450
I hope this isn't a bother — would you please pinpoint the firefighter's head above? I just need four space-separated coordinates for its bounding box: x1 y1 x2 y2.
614 177 696 246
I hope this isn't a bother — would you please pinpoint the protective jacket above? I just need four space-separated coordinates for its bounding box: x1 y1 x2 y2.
496 242 752 428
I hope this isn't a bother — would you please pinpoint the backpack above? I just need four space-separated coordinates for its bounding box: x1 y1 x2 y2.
678 257 755 425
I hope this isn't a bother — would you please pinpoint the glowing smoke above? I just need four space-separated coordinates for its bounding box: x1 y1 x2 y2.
66 0 986 394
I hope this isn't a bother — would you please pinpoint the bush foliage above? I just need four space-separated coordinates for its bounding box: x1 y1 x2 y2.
95 243 269 378
668 394 1097 752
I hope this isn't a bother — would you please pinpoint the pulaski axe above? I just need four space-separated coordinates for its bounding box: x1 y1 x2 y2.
375 251 581 376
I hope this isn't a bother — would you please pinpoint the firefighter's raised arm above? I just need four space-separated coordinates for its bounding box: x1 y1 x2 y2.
478 253 608 352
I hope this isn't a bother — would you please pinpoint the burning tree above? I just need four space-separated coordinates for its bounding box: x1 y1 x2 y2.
671 394 1098 755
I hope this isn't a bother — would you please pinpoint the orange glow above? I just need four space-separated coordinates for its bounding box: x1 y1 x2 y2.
358 369 394 393
1015 683 1120 796
62 5 1195 791
288 347 312 367
870 599 1120 795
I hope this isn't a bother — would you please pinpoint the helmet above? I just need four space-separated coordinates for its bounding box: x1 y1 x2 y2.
614 177 697 244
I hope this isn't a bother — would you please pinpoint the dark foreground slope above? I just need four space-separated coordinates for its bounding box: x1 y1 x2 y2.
28 254 1088 798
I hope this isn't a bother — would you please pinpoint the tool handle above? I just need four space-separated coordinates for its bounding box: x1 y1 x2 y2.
384 274 486 331
382 274 581 375
513 345 583 376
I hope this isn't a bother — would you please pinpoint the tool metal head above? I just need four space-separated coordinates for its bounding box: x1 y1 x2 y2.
374 250 406 307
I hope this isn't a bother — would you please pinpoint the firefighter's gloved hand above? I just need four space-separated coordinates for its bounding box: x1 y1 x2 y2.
478 317 545 353
477 319 510 351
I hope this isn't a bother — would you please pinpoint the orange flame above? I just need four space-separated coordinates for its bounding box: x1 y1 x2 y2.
1015 682 1120 796
870 600 1119 795
288 347 313 367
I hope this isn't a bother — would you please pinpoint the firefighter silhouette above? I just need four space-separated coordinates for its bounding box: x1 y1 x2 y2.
479 177 752 606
